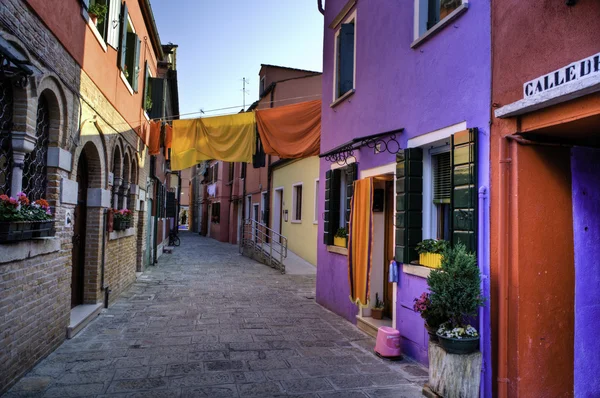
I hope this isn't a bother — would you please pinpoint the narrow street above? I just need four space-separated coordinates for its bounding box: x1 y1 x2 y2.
6 233 427 398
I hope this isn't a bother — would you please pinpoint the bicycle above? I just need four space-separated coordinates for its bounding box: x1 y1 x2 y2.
168 229 181 247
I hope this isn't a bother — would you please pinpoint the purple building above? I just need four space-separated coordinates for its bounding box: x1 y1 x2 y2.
316 0 491 395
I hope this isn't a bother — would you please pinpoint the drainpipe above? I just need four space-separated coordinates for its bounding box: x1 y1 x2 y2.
497 136 512 398
478 186 491 398
101 208 110 307
317 0 325 15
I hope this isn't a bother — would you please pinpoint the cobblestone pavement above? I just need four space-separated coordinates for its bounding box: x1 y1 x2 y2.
6 233 427 398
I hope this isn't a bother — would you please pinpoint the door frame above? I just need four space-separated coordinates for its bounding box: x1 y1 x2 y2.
252 203 260 242
72 151 88 308
273 187 284 242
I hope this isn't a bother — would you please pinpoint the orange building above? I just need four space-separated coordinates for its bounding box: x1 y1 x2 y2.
491 1 600 396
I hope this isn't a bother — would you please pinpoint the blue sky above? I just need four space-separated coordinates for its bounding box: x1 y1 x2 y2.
150 0 324 117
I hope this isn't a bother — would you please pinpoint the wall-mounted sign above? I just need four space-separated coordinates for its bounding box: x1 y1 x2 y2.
524 52 600 99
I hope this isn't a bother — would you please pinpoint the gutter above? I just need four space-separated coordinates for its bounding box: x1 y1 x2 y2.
318 0 325 15
141 0 165 60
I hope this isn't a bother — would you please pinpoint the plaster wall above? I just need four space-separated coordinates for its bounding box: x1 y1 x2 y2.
272 157 319 266
316 0 491 367
571 146 600 398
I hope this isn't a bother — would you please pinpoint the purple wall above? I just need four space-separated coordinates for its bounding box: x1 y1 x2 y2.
316 0 491 370
571 147 600 398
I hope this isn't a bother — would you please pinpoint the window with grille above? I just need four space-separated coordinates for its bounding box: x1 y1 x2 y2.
0 80 13 196
432 151 451 240
292 184 303 222
22 95 49 200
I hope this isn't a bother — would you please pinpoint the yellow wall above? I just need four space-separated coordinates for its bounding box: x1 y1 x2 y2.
271 157 320 266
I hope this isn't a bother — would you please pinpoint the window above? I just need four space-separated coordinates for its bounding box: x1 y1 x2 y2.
118 4 141 92
241 162 247 179
143 63 153 115
261 191 268 223
338 172 347 228
88 0 109 41
211 202 220 223
323 164 357 246
432 151 451 241
313 179 320 224
334 14 355 100
23 96 50 201
228 162 235 183
416 0 464 38
213 162 219 183
84 0 120 47
292 184 303 222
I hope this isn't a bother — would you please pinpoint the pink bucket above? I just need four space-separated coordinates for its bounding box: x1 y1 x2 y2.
374 326 402 358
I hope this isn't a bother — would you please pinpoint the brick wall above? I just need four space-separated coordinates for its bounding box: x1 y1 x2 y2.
0 0 151 393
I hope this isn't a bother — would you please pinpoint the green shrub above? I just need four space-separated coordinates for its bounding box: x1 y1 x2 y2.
427 242 483 327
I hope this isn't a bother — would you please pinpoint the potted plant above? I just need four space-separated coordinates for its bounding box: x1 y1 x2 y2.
428 243 484 355
416 239 448 269
0 193 54 242
145 96 153 113
334 227 347 247
371 293 385 320
113 209 132 231
87 2 108 26
413 292 445 342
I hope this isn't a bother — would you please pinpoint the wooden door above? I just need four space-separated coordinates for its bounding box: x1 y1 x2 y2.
383 180 395 319
71 153 88 308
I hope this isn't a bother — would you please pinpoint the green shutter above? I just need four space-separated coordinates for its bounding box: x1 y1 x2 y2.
132 36 141 92
323 169 341 245
117 2 128 71
451 128 478 252
345 163 358 232
395 148 423 264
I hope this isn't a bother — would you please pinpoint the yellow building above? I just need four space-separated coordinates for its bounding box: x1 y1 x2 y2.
271 157 320 266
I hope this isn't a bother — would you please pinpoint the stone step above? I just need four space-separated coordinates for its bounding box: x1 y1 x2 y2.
67 303 103 339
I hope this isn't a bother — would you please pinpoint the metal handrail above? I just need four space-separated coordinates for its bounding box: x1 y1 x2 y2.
239 218 288 272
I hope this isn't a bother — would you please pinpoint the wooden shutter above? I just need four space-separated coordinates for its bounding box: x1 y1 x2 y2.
323 169 341 245
166 191 176 218
106 0 120 48
117 2 128 71
395 148 423 264
345 162 358 231
338 23 355 97
433 151 451 204
132 36 141 92
149 78 165 119
451 128 477 252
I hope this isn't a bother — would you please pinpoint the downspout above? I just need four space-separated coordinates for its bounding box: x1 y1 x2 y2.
101 208 110 307
317 0 325 15
479 186 491 398
497 136 511 398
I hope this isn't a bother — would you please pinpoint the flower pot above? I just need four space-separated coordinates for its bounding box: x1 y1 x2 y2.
333 236 347 247
425 323 439 342
113 218 127 231
0 221 35 243
436 334 480 355
419 252 442 268
89 13 98 25
32 220 55 238
371 308 383 320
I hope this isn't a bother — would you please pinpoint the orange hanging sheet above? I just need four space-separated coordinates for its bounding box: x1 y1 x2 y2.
255 99 321 158
148 120 161 155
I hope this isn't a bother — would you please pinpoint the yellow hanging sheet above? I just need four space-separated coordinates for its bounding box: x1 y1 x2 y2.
171 112 256 171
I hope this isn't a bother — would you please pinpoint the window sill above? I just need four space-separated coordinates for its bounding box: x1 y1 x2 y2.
403 263 433 279
327 245 348 256
109 227 135 241
313 221 318 225
330 89 355 108
291 220 302 224
120 72 134 95
0 237 61 265
411 2 469 49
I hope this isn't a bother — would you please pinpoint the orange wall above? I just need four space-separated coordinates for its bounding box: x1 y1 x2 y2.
26 0 159 137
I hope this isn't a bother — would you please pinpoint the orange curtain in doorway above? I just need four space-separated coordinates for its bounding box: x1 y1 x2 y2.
348 178 374 307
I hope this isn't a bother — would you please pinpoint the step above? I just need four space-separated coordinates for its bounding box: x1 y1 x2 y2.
67 303 103 339
356 316 392 339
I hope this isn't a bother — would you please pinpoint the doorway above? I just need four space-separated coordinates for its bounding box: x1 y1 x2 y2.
383 179 395 319
273 188 283 242
252 203 259 242
71 152 88 308
146 198 153 266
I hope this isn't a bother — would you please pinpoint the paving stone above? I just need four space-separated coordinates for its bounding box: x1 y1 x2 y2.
282 378 334 394
318 392 368 398
181 384 238 397
43 383 105 397
9 376 52 392
369 373 412 387
327 374 374 389
286 357 326 368
56 369 115 385
166 362 205 376
264 369 303 381
188 351 228 361
237 381 284 397
262 349 299 359
365 385 424 398
232 371 267 384
169 372 234 388
107 378 169 393
247 359 289 371
298 365 357 377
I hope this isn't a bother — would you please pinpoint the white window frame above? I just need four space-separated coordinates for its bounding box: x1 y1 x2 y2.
313 178 320 224
412 0 469 48
291 183 303 223
331 9 357 106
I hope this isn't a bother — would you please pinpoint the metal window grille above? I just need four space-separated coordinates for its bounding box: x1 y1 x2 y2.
0 79 13 196
433 151 451 204
22 95 49 200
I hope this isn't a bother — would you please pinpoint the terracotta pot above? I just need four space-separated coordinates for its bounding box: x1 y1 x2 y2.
371 308 384 320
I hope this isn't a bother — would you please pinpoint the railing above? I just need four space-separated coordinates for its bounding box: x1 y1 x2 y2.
239 218 288 273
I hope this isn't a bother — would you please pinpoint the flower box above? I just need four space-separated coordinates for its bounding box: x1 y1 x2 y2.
333 236 347 247
0 221 36 243
32 220 55 238
419 252 443 269
113 218 129 231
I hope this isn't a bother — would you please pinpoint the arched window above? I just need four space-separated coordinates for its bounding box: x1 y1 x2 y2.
0 79 13 196
22 95 50 200
111 145 122 209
